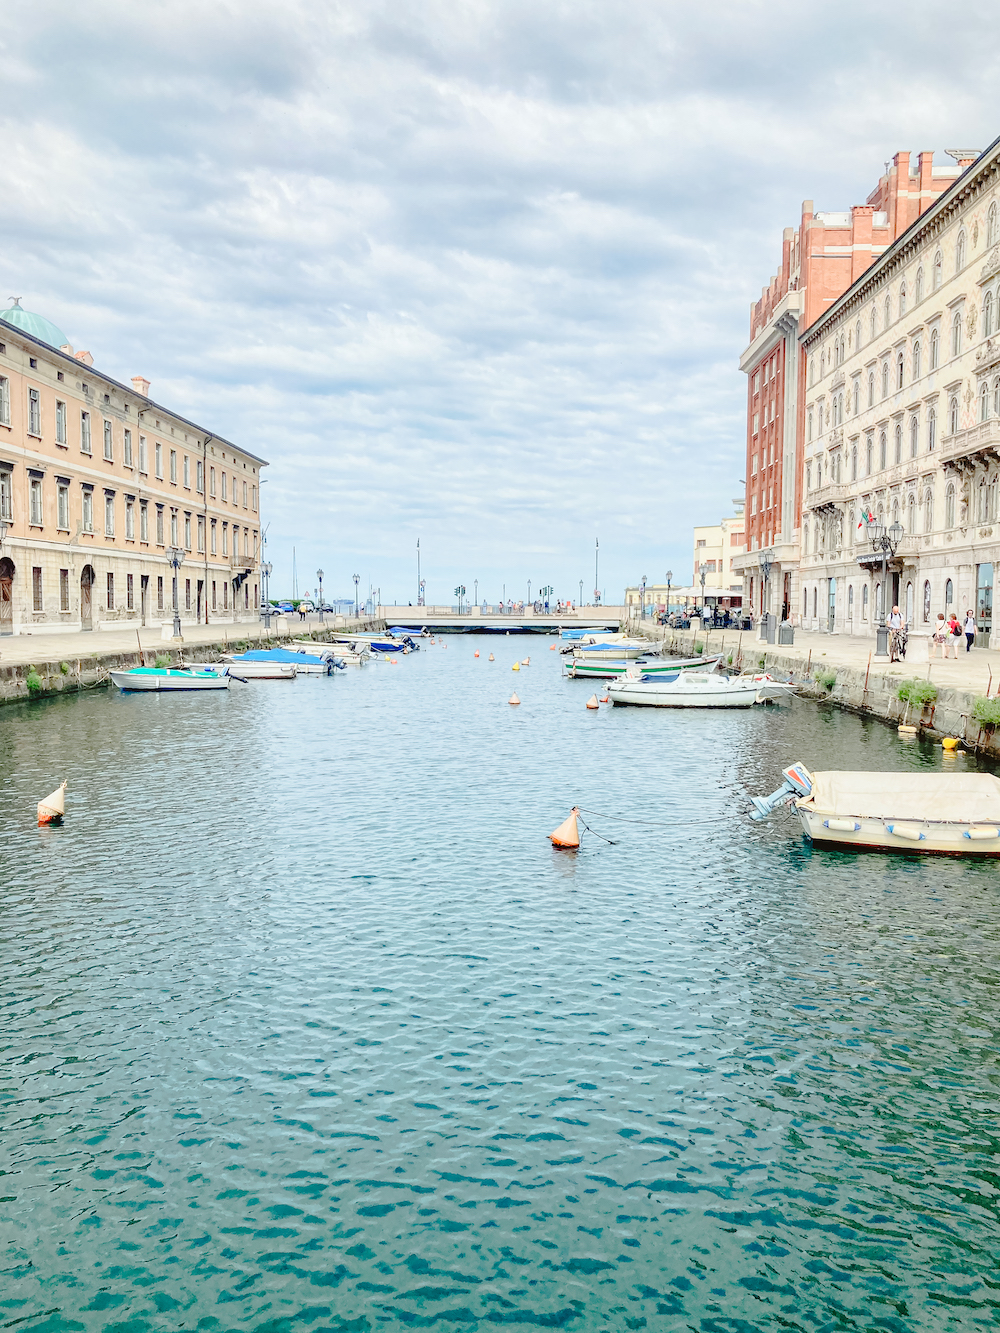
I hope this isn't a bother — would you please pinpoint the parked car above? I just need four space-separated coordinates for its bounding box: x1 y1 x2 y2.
276 602 295 615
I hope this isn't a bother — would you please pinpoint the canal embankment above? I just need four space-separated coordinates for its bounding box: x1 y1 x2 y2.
635 620 1000 755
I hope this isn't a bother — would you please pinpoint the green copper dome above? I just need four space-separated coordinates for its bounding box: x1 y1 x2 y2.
0 298 69 349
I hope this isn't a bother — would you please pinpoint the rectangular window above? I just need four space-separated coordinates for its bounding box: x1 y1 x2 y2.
124 428 133 466
184 514 191 550
59 568 69 612
212 580 217 609
221 471 227 502
104 493 115 536
140 501 148 542
0 470 10 521
106 572 114 610
170 450 177 483
223 581 229 609
210 519 217 554
196 459 203 493
139 435 148 473
210 466 216 497
55 400 67 444
127 573 134 610
157 575 164 611
0 376 9 426
243 527 249 557
57 483 69 529
32 566 42 612
197 514 205 552
242 480 248 508
81 411 91 453
155 442 162 477
184 578 191 611
155 505 164 545
82 489 93 532
251 484 257 512
103 419 113 460
28 388 40 436
170 510 178 546
183 455 190 488
232 474 237 505
222 522 229 555
125 499 135 539
29 477 42 525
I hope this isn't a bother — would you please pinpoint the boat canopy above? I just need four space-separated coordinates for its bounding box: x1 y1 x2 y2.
805 771 1000 823
236 648 331 665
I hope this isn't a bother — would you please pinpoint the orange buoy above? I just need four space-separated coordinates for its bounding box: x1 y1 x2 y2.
549 807 580 849
488 653 495 661
474 651 480 658
586 694 599 710
599 694 610 703
509 692 520 705
550 644 557 650
37 780 66 826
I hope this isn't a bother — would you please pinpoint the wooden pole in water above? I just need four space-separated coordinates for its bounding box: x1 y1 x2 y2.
806 648 812 677
136 629 144 667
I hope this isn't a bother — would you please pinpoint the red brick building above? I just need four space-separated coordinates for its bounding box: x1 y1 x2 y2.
737 152 965 621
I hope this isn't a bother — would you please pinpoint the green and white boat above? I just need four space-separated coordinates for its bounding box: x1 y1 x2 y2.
565 653 723 680
110 666 230 692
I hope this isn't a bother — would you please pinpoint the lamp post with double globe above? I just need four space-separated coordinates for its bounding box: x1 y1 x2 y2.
167 545 184 639
867 518 904 655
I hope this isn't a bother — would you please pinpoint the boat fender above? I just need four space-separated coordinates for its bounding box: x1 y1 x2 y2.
549 807 580 849
823 818 861 832
898 724 917 734
887 822 925 840
941 737 961 750
964 826 1000 840
509 692 520 706
37 780 67 826
586 694 599 709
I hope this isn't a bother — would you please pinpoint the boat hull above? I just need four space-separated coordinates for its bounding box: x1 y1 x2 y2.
797 806 1000 856
566 654 722 679
608 673 761 707
110 669 229 692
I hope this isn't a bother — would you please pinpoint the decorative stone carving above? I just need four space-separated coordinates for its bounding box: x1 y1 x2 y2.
978 245 1000 285
968 304 978 338
973 220 980 248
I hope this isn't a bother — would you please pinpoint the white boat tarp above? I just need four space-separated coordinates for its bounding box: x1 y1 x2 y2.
805 770 1000 824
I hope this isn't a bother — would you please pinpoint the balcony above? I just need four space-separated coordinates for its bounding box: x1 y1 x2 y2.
806 478 854 510
231 548 255 569
939 418 1000 471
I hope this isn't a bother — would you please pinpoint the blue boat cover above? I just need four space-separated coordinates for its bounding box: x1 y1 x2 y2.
235 648 331 666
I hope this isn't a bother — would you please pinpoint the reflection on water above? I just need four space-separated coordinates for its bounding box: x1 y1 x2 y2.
2 637 1000 1329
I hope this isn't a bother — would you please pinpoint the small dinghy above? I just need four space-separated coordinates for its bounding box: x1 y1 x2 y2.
751 762 1000 856
607 668 766 708
110 666 230 692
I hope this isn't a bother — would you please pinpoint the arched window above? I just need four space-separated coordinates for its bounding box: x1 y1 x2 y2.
894 423 903 463
862 583 869 620
853 379 860 415
848 584 854 619
875 581 881 619
870 306 877 339
892 497 901 526
899 283 907 317
949 396 959 433
933 250 943 290
946 577 954 608
985 290 994 338
809 358 815 387
868 371 875 407
946 482 956 528
866 434 874 473
910 415 918 457
812 586 817 618
897 352 904 390
851 444 858 480
928 407 937 451
807 409 813 442
989 201 998 248
994 379 1000 418
916 267 924 303
820 351 825 378
879 430 887 469
923 579 931 622
952 310 962 358
841 333 846 362
982 381 990 422
803 588 808 619
957 229 967 271
930 327 940 369
855 319 862 349
885 295 892 328
882 362 889 398
924 486 934 533
913 339 921 379
908 491 916 534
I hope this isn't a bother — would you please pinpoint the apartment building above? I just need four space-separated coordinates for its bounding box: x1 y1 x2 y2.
0 301 266 635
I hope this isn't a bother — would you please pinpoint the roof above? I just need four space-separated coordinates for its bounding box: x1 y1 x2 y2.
0 301 68 349
0 314 268 467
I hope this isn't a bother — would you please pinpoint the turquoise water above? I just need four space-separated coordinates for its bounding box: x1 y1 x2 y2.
2 635 1000 1331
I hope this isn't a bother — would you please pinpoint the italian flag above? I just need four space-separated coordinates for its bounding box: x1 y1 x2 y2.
857 507 874 535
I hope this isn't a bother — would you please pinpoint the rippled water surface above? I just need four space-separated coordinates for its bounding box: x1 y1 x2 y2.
3 635 1000 1331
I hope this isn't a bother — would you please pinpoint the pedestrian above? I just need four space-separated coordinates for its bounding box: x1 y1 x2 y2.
947 611 963 659
888 604 906 662
932 613 948 658
965 608 976 652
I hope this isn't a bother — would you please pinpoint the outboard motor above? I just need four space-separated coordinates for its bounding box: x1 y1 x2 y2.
749 762 813 822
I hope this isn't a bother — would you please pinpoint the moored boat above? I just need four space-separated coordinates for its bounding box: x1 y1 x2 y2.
110 667 230 692
750 762 1000 856
216 659 298 680
230 648 341 675
566 653 722 680
607 669 767 708
572 638 659 661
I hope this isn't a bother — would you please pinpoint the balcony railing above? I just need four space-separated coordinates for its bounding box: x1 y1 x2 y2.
939 418 1000 468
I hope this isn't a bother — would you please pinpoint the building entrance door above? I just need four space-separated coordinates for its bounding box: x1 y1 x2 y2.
977 563 993 647
80 565 94 631
197 579 203 622
0 557 14 636
827 578 836 633
782 572 790 622
891 571 900 612
140 574 149 626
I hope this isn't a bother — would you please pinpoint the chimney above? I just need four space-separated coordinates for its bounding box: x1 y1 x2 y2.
74 350 94 367
946 149 981 169
131 375 150 397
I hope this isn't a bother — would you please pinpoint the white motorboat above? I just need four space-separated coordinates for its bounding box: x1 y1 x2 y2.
292 639 369 663
573 638 658 661
110 667 230 692
607 669 769 708
751 761 1000 856
215 659 297 680
566 653 722 680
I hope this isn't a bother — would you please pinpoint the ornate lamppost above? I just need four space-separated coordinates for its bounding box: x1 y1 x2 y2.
353 572 360 620
317 569 324 624
758 547 773 639
699 562 708 615
167 545 184 639
867 518 904 656
665 569 672 616
262 561 273 627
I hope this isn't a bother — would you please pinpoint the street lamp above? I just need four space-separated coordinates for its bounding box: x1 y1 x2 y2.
353 573 360 620
167 545 184 639
867 517 904 655
527 579 531 607
317 569 324 623
666 569 672 614
699 562 708 615
579 579 583 608
757 547 774 641
474 578 478 609
262 561 273 627
640 574 647 623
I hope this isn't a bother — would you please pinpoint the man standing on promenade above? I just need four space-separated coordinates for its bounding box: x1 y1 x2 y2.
965 609 976 652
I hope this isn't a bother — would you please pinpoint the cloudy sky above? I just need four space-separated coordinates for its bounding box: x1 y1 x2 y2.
2 0 997 605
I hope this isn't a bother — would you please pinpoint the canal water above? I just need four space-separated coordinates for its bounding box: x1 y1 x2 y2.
3 636 1000 1331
